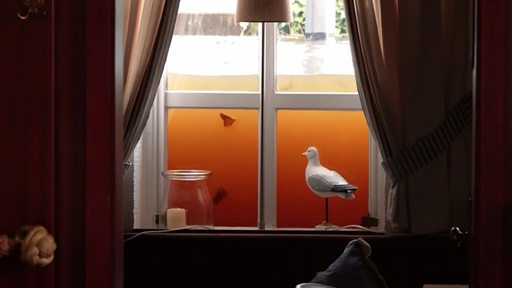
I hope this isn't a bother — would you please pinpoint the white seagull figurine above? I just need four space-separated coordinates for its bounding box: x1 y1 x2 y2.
302 146 357 200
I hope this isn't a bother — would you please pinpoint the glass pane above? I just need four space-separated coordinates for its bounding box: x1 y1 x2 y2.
166 0 260 92
167 108 259 227
276 110 368 228
276 0 357 93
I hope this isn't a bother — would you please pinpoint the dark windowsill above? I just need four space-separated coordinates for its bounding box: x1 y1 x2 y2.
124 225 389 241
124 227 468 288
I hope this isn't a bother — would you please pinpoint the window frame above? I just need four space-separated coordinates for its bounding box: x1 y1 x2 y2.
134 23 385 230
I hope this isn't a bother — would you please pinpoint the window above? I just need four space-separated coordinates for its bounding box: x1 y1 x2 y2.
134 0 385 230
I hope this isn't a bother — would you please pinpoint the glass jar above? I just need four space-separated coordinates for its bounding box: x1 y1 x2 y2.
160 169 213 228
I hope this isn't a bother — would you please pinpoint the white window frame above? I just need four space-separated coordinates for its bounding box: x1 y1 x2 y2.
134 23 386 231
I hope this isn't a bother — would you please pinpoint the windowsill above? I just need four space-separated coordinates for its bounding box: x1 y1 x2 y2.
124 226 468 288
124 225 414 243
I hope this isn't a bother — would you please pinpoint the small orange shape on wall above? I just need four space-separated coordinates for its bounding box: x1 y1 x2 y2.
220 113 236 127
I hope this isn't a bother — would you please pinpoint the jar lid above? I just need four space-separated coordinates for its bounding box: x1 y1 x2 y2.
162 169 212 180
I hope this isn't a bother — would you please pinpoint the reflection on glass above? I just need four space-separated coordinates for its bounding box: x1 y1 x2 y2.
166 0 357 93
166 0 259 92
277 0 357 93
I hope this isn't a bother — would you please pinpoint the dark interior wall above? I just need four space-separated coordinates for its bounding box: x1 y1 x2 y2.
473 0 512 286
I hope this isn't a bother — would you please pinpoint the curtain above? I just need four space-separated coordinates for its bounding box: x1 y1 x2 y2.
123 0 181 171
344 0 474 233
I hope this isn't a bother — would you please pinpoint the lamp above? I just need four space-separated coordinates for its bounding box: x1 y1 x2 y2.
236 0 291 229
236 0 292 22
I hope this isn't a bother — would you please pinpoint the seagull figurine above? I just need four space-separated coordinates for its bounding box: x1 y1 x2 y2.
302 146 357 228
303 146 357 199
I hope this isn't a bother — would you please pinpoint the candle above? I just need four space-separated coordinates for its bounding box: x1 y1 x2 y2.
166 208 186 229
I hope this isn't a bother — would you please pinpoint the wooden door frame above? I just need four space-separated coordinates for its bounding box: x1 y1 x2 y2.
54 0 123 287
84 0 124 286
473 0 512 287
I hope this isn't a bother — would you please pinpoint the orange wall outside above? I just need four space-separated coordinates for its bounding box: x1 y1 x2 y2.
167 108 369 228
167 109 259 226
276 110 369 228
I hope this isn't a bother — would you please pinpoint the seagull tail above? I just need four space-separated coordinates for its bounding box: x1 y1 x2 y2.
331 184 358 193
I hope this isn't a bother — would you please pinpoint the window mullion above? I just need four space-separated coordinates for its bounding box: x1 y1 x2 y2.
261 23 278 229
165 92 260 108
272 93 361 110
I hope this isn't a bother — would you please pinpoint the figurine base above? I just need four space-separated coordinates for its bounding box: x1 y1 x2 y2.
314 222 339 231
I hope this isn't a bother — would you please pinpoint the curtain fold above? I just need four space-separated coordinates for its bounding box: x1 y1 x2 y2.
123 0 181 170
344 0 473 233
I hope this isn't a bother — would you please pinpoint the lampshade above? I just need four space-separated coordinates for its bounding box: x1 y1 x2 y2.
236 0 292 22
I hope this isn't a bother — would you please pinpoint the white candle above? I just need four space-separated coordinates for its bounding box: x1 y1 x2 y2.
166 208 186 229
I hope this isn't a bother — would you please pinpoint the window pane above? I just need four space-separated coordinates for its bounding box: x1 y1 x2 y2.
276 110 368 228
167 108 259 226
276 0 357 93
162 0 368 230
166 0 260 92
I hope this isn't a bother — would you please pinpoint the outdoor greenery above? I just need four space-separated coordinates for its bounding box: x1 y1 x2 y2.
241 0 349 41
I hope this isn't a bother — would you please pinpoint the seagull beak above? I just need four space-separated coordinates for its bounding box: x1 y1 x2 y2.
302 151 307 156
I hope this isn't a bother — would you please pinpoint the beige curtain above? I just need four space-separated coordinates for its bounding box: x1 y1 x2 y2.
344 0 474 233
123 0 181 169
